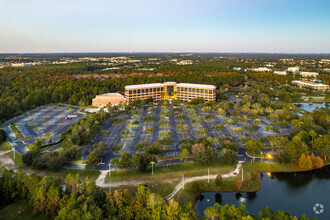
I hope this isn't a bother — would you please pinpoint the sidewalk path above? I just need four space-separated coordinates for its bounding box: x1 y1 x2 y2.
165 162 242 200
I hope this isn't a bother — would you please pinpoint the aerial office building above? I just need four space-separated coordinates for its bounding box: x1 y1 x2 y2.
124 82 216 102
292 80 329 90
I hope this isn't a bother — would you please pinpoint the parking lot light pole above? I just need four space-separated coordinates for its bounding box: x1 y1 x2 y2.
182 174 184 190
109 164 111 177
14 147 15 160
150 161 155 175
242 167 244 182
208 167 210 183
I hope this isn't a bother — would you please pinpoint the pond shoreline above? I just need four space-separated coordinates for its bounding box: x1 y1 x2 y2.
193 163 330 217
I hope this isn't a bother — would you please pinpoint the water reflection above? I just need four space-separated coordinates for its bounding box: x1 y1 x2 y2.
195 165 329 219
215 193 222 204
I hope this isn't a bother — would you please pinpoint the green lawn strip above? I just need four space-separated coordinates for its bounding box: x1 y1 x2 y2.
9 124 31 142
71 160 86 164
0 202 45 220
7 151 26 168
40 144 61 152
34 127 41 133
26 144 34 150
110 158 120 165
144 121 155 124
0 141 11 151
106 161 236 184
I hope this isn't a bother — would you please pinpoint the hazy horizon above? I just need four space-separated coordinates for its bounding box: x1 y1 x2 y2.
1 0 330 53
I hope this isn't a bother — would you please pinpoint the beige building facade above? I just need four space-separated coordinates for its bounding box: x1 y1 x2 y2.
92 93 127 107
292 80 329 90
124 82 216 103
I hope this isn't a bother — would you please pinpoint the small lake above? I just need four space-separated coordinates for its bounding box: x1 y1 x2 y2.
293 103 329 112
195 166 330 219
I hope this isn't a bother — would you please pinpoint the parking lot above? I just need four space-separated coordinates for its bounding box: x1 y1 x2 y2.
91 104 291 166
2 104 85 154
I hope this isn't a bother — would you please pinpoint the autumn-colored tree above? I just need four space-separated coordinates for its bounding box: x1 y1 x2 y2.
310 153 324 168
215 174 222 187
235 180 243 190
298 154 313 169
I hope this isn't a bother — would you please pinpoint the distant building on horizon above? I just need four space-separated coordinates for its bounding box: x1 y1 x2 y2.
274 71 287 75
292 80 328 90
251 67 272 72
288 67 300 73
300 72 319 78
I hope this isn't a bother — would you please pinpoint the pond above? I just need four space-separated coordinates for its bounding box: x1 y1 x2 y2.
195 165 330 219
293 103 329 112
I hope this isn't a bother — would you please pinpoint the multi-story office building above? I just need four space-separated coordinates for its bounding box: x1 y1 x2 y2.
124 82 216 103
292 80 329 90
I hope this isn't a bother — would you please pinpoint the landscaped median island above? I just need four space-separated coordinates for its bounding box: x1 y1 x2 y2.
9 123 31 142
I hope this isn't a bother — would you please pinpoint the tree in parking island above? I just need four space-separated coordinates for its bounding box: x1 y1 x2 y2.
191 143 217 163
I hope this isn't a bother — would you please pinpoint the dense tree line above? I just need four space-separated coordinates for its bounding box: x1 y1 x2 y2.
0 167 317 220
204 203 317 220
0 167 195 219
0 64 244 123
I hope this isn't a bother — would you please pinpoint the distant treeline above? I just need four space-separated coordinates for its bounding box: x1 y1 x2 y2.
0 63 244 123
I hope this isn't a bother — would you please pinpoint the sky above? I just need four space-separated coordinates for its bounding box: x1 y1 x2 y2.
1 0 330 53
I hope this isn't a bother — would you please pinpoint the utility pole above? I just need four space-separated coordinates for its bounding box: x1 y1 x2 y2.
242 167 244 182
182 174 184 190
14 147 15 160
109 163 111 177
208 167 210 183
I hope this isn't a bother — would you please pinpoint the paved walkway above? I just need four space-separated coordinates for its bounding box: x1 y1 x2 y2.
95 170 146 188
165 162 242 200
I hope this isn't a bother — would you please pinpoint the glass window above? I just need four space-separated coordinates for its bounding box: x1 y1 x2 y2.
157 87 160 91
153 88 156 92
209 90 212 94
137 89 140 94
142 89 145 93
133 90 136 94
129 90 132 94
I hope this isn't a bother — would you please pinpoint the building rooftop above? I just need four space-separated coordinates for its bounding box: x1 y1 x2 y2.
292 80 328 87
177 83 216 89
125 83 164 89
93 93 126 100
300 72 319 75
98 93 124 97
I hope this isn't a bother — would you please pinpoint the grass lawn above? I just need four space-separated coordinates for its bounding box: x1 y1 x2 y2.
0 141 11 151
9 124 31 142
71 160 86 164
0 202 45 220
106 161 236 184
7 151 25 168
110 158 120 165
